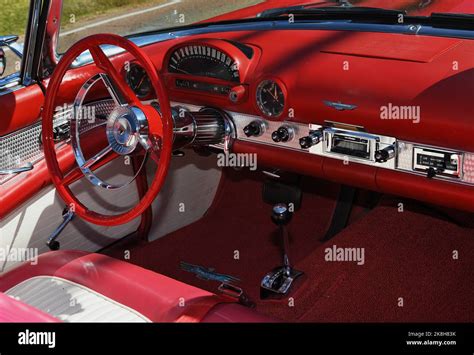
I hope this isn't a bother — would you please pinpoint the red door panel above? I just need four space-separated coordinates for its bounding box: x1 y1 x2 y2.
0 84 44 136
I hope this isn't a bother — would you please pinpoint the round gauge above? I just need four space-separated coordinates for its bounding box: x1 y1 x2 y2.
256 79 285 118
125 63 152 99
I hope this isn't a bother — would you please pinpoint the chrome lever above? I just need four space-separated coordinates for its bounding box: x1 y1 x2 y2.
262 169 281 179
46 208 75 251
0 162 34 175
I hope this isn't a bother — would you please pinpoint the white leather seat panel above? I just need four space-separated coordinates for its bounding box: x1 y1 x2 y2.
6 276 150 323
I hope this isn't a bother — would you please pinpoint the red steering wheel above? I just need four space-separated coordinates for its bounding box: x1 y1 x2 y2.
42 34 173 226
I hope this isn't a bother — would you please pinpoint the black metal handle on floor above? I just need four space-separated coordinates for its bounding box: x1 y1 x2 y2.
46 208 75 251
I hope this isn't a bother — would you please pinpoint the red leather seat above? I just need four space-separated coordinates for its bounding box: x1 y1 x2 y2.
0 292 58 322
0 251 276 323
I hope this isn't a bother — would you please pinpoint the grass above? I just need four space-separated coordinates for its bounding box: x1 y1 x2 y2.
0 0 30 36
60 0 166 27
0 0 164 37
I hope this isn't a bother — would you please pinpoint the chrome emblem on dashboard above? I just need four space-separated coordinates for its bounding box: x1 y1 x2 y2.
323 100 357 111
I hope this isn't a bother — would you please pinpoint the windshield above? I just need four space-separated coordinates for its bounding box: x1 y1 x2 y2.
58 0 474 52
58 0 262 53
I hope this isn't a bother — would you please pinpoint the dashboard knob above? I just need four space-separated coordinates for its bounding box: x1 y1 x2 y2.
243 120 265 137
271 126 294 143
299 130 322 149
375 144 396 163
229 85 246 103
427 167 437 179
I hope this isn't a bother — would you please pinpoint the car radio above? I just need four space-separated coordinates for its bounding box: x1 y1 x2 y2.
323 128 380 161
413 146 462 178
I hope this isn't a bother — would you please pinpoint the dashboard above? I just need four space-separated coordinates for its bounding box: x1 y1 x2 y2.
119 37 474 186
232 116 474 185
118 32 474 212
111 31 474 210
2 28 473 218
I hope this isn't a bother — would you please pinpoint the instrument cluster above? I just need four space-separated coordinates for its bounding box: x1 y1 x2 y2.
123 39 290 123
163 39 258 103
167 43 240 82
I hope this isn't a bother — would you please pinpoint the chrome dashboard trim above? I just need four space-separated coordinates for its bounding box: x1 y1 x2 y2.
0 73 23 95
151 103 474 187
232 113 308 152
224 109 474 187
0 162 34 175
396 140 474 186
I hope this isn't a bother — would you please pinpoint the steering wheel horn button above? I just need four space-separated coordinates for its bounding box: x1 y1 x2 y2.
106 106 148 155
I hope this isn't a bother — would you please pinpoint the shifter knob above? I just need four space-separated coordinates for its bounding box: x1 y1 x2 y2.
271 203 292 226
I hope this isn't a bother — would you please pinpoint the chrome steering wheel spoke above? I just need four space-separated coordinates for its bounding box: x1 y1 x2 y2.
81 144 114 170
99 73 128 107
89 45 140 107
71 73 150 190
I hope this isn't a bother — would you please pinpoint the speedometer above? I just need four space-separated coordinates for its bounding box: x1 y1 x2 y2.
168 45 240 82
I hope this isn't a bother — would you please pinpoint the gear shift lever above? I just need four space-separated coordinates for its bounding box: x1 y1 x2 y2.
261 203 304 298
272 204 292 277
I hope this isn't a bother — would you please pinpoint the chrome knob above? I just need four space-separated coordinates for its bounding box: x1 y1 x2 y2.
243 120 265 137
271 125 294 143
299 130 322 149
375 144 396 163
271 203 292 226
